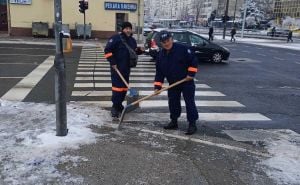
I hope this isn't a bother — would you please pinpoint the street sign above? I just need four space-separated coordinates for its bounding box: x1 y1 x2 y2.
10 0 31 4
104 2 137 12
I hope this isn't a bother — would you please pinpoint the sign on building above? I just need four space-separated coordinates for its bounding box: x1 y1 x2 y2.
104 2 137 12
10 0 32 4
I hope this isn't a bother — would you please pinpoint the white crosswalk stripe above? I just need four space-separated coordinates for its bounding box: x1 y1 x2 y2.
74 83 210 88
71 46 271 124
72 90 226 97
77 68 156 72
72 100 245 107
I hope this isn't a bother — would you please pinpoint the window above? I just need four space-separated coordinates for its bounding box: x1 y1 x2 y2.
172 33 189 44
189 34 206 46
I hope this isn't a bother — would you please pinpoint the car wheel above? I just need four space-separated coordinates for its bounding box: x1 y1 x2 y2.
212 52 223 63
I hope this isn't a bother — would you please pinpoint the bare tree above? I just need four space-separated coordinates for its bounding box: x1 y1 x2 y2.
192 0 205 25
179 5 189 20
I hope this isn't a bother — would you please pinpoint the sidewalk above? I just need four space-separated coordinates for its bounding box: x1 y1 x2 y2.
200 34 300 51
0 35 104 47
0 100 299 184
0 34 144 47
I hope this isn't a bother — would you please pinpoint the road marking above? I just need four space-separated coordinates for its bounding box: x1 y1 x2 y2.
1 56 54 101
287 53 297 56
73 100 244 107
79 61 155 65
0 54 50 57
0 77 24 79
223 129 298 142
74 83 211 88
78 64 155 68
273 57 284 61
75 76 198 82
120 113 271 122
77 68 156 72
295 62 300 65
75 76 154 81
76 72 156 76
71 90 225 97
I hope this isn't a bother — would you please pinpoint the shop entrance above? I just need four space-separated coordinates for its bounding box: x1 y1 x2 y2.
116 13 128 32
0 0 8 32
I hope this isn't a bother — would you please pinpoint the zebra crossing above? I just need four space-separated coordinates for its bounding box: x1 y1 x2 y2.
71 46 271 124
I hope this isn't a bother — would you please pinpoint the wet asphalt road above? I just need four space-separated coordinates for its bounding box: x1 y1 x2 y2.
1 41 299 184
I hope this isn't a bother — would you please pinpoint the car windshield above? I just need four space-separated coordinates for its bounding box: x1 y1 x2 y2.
171 32 188 44
189 34 206 46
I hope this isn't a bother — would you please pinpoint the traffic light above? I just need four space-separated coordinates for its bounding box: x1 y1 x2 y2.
84 0 88 10
79 0 88 13
79 0 85 13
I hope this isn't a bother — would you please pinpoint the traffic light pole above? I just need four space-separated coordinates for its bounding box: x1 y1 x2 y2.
137 0 141 43
54 0 68 136
223 0 229 39
84 11 86 40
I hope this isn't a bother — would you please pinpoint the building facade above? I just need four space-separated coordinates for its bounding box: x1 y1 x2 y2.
274 0 300 18
145 0 246 23
4 0 144 38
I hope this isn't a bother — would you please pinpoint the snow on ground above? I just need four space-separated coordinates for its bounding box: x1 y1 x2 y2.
236 37 300 51
199 34 300 51
260 130 300 185
1 99 300 184
0 99 110 185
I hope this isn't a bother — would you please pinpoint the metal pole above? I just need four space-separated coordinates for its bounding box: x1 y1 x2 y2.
6 0 11 35
223 0 229 39
137 0 141 43
54 0 67 136
233 0 238 24
84 11 86 40
241 0 247 38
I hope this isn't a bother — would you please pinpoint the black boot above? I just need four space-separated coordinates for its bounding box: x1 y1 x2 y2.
164 120 178 130
185 122 197 135
111 106 119 119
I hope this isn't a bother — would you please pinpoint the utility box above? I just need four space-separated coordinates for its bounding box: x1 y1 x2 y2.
32 22 49 37
53 24 70 35
75 23 92 38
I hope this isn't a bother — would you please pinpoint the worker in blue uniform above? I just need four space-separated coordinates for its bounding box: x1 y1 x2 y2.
104 22 143 118
154 31 199 135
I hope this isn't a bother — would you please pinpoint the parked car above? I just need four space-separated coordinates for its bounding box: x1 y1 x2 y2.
267 28 290 37
144 28 166 55
143 26 152 36
145 29 230 63
143 23 166 37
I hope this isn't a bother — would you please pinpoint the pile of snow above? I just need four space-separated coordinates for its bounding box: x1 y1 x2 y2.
261 130 300 185
0 100 110 185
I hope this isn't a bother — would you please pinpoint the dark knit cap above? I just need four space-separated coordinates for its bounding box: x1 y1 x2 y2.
121 22 132 30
